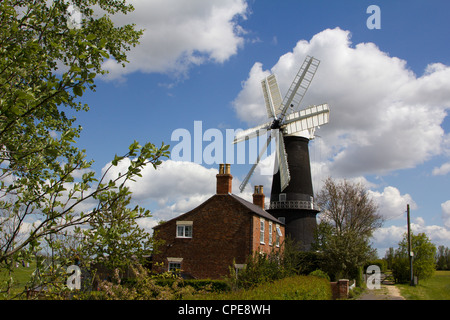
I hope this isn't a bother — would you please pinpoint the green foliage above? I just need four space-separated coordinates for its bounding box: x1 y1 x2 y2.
195 275 332 300
364 259 388 273
314 177 383 281
281 237 326 275
0 0 170 298
76 265 216 300
436 246 450 270
309 269 330 281
391 232 436 284
230 251 286 290
396 271 450 300
155 279 230 293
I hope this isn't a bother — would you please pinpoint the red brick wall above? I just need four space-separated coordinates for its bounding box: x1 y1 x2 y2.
251 215 285 255
153 194 285 279
153 195 251 279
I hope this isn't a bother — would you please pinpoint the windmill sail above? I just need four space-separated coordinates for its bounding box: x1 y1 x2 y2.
261 74 282 119
233 121 272 144
233 55 328 193
276 129 290 192
239 132 273 192
283 104 330 136
278 56 320 118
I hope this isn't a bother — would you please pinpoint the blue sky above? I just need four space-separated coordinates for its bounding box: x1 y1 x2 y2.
69 0 450 256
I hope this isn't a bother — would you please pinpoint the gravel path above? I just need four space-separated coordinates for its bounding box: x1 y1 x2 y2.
357 280 405 300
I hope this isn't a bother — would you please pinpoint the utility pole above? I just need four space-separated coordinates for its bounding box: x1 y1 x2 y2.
406 204 414 286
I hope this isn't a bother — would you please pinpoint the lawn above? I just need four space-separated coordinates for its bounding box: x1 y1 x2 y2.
0 262 36 299
397 270 450 300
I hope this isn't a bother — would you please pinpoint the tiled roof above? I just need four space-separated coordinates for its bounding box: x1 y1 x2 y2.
229 194 284 224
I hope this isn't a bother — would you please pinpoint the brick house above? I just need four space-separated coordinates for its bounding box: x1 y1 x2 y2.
152 164 285 279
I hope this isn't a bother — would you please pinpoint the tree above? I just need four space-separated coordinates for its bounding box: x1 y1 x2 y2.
394 232 436 284
384 247 395 270
436 246 449 270
76 188 154 273
313 177 383 280
0 0 169 296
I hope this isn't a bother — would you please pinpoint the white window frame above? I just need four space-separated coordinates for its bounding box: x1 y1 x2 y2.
176 221 193 238
260 219 265 244
279 193 286 202
167 257 183 272
276 225 282 247
268 222 273 246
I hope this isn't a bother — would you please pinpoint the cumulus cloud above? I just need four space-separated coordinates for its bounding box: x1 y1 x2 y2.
373 221 450 255
432 162 450 176
101 0 248 80
368 186 416 220
101 159 253 224
233 28 450 179
442 200 450 229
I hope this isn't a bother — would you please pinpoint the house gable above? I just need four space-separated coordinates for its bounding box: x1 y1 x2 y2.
151 164 285 279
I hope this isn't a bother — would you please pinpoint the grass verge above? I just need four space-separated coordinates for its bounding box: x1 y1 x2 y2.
396 270 450 300
188 275 332 300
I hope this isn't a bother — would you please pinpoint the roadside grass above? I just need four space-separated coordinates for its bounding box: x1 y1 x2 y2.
187 275 332 300
397 270 450 300
0 262 36 299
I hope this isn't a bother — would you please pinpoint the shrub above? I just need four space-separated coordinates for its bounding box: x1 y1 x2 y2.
309 269 330 281
231 252 285 289
391 256 410 284
155 278 230 292
364 259 387 273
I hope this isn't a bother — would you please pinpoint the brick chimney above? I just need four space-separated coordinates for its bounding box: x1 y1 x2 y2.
216 164 232 194
252 185 265 209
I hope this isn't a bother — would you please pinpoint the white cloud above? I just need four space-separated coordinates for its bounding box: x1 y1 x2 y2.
233 28 450 178
368 186 416 221
432 162 450 176
442 200 450 229
101 159 254 223
373 221 450 255
101 0 248 80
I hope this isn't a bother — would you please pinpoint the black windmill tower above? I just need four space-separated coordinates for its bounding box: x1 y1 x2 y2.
234 56 330 250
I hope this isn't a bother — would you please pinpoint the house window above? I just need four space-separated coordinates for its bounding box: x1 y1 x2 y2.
169 262 181 272
279 193 286 202
176 221 193 238
276 225 282 247
269 222 273 246
260 219 265 244
167 257 183 273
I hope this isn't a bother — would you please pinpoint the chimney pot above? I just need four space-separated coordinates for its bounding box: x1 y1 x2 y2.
216 163 232 194
252 185 265 209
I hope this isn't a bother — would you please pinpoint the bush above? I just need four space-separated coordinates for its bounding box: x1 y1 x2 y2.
309 269 330 281
231 252 285 289
364 259 387 273
156 278 230 292
391 256 410 284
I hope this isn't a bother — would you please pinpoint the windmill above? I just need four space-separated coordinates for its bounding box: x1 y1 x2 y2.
233 55 330 249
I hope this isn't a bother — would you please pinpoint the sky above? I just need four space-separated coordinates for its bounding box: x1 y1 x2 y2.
67 0 450 257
